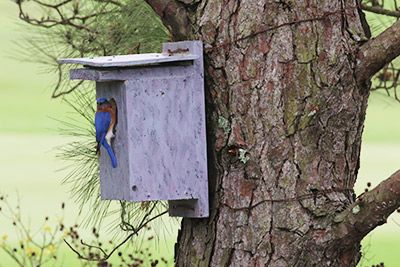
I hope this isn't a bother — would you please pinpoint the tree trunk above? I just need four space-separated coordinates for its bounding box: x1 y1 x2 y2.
144 0 400 266
173 1 370 266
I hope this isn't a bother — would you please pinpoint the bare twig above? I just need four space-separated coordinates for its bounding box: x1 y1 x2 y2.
31 0 73 9
371 62 400 102
52 64 84 98
0 247 24 267
15 0 124 98
361 3 400 17
64 209 168 262
16 0 119 33
0 195 66 267
95 0 123 6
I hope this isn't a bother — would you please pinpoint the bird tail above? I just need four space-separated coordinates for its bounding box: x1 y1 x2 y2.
96 142 100 154
102 141 118 168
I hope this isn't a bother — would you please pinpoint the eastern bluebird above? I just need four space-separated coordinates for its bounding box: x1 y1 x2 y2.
95 98 118 168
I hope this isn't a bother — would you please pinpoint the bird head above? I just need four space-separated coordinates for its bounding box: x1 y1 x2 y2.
96 98 112 111
96 98 108 105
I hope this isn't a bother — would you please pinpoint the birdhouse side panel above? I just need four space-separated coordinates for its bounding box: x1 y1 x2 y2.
125 76 207 202
163 40 209 217
96 82 131 201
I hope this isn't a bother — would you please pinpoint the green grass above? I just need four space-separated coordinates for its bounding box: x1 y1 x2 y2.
363 94 400 144
356 144 400 267
0 1 71 135
0 0 400 266
359 234 400 267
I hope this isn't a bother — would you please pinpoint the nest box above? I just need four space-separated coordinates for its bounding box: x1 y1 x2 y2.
59 41 208 218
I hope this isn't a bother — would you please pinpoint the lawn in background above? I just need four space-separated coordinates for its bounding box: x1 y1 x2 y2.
0 2 175 266
0 1 399 266
356 93 400 267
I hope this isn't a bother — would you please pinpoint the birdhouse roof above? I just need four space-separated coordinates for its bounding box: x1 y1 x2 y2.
58 53 199 68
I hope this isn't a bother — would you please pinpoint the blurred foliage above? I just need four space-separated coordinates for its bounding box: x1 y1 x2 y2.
16 0 169 98
362 0 400 101
0 195 66 267
0 195 167 266
13 0 172 262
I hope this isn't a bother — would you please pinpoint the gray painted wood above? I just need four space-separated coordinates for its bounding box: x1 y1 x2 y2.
64 41 208 218
70 64 194 82
97 82 131 201
163 41 208 218
59 53 198 68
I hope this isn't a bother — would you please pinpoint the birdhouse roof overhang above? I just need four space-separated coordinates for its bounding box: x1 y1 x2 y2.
58 53 199 68
58 40 204 82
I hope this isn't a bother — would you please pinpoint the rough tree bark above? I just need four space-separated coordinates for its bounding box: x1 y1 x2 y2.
145 1 400 266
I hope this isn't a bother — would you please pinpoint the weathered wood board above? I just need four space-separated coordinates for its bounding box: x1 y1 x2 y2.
59 53 198 68
60 41 208 218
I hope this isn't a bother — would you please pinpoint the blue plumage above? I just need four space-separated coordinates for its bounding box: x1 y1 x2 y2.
95 98 118 168
101 140 118 168
95 111 111 143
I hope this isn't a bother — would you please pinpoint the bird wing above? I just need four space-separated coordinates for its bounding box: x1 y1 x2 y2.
95 111 111 143
109 98 117 128
109 99 117 113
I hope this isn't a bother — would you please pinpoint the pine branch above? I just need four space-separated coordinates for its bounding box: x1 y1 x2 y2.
16 0 122 33
356 19 400 85
334 170 400 245
94 0 123 7
17 0 92 32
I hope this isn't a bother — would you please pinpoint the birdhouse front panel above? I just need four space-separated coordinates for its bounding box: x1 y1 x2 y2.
60 41 209 218
96 81 132 201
